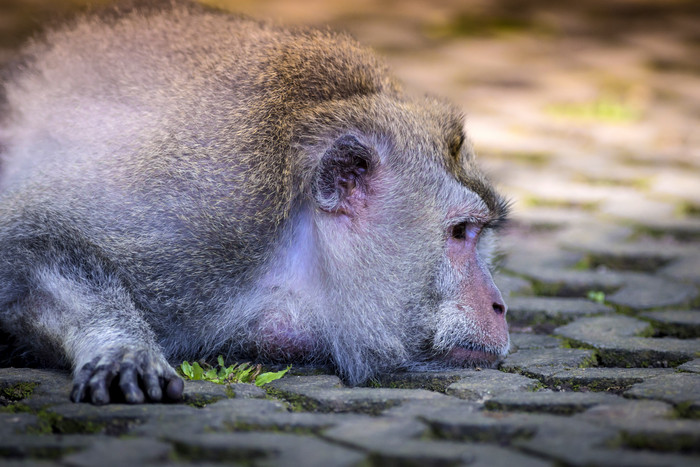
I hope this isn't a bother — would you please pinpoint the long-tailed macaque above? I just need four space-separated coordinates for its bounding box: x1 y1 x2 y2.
0 1 509 404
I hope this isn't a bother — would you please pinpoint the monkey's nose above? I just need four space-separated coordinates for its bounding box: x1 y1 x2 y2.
493 301 506 315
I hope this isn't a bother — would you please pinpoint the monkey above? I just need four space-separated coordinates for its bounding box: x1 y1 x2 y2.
0 0 509 405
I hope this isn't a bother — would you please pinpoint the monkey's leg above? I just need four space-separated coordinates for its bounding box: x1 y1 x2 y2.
5 259 183 405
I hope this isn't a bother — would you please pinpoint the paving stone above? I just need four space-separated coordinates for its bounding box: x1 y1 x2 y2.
579 400 700 453
661 254 700 285
606 274 699 310
560 240 682 272
625 372 700 416
421 408 575 443
0 434 99 460
0 367 73 408
678 359 700 373
45 400 200 436
510 207 598 230
0 413 45 436
555 316 700 367
228 382 268 399
640 309 700 338
370 369 483 391
507 296 613 327
636 219 700 242
266 375 448 414
501 239 584 273
514 416 699 467
445 369 541 401
509 267 626 297
181 380 266 407
500 347 597 381
61 438 173 467
168 431 365 466
494 273 533 298
380 397 482 419
128 398 290 439
267 375 343 391
462 444 552 467
509 333 563 350
223 410 369 435
599 192 677 224
322 416 478 465
554 221 635 247
544 367 674 392
486 390 627 415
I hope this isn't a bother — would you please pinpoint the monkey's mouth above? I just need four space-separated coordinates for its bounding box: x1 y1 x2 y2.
443 346 502 367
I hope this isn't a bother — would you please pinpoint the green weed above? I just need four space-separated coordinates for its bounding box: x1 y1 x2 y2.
180 355 289 387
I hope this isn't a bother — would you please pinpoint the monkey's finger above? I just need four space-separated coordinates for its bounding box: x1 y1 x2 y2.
119 362 145 404
70 359 97 402
88 363 118 405
165 375 184 401
142 369 162 402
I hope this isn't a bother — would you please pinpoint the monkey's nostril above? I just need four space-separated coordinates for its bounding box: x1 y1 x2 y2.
493 302 506 315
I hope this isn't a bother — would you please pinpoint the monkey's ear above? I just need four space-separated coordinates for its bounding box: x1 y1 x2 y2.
312 134 376 216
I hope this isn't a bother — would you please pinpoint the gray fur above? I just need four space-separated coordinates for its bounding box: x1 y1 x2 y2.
0 1 509 403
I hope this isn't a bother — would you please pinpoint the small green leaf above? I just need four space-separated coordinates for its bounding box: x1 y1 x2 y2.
180 361 193 378
191 362 205 380
587 290 606 304
237 366 254 383
217 355 225 367
254 366 290 387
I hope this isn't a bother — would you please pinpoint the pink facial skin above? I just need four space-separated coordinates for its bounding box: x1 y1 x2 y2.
444 220 508 364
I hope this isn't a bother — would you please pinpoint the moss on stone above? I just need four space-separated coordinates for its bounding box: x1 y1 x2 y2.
0 381 38 402
263 388 317 412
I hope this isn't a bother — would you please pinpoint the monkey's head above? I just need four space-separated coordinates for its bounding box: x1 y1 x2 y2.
297 94 509 384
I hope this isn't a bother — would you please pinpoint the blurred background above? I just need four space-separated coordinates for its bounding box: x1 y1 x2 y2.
1 0 699 236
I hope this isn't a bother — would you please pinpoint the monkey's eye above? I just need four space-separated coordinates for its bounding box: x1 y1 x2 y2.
450 222 480 241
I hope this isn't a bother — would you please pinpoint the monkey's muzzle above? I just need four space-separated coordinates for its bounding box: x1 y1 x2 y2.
443 346 503 367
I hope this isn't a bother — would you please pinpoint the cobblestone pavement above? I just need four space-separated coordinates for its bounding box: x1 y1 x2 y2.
1 1 699 465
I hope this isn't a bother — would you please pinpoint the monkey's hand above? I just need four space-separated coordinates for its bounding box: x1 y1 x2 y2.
70 348 184 405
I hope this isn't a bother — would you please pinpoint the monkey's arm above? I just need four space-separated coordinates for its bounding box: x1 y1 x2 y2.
1 248 183 405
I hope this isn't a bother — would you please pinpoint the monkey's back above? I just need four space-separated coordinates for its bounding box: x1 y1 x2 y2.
0 2 398 314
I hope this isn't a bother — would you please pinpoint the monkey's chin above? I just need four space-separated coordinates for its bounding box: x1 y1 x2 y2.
443 346 502 367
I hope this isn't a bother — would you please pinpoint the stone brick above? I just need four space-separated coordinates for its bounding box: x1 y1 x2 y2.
500 347 597 381
445 369 541 401
0 434 97 460
486 390 626 415
507 296 613 327
61 438 173 467
221 410 369 434
661 254 700 285
678 359 700 373
579 400 700 453
543 367 674 392
514 415 698 467
506 268 625 298
0 413 45 436
509 333 563 350
494 273 533 298
371 369 482 392
266 375 448 414
606 274 698 310
555 316 700 367
625 373 700 416
640 310 700 338
168 431 365 466
322 416 477 465
561 239 683 272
